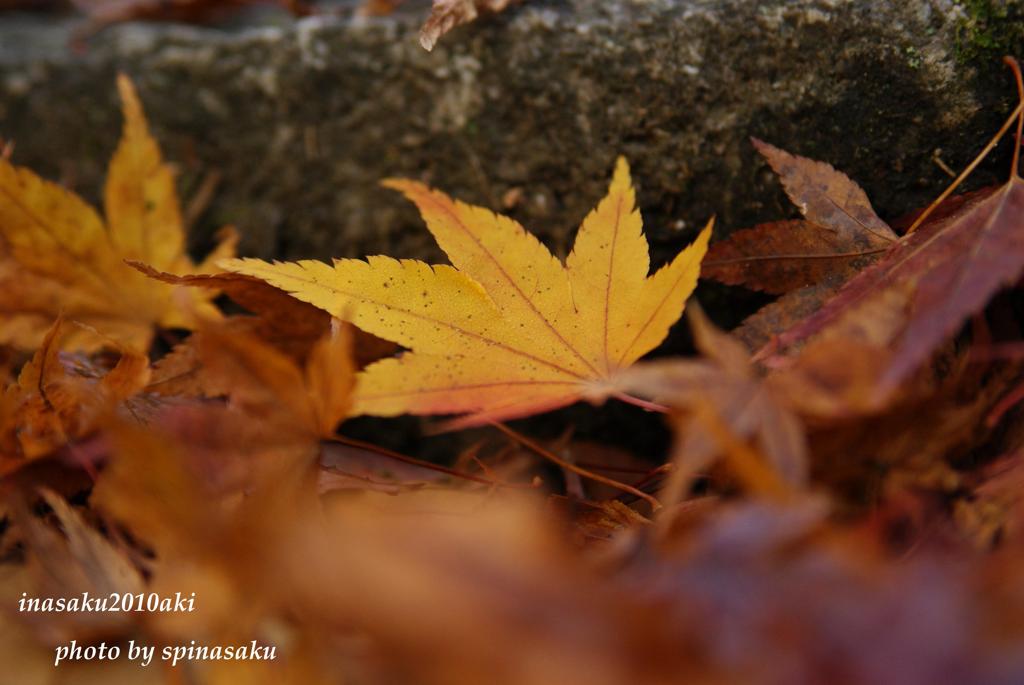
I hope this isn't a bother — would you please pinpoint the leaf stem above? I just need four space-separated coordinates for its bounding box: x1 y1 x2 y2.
704 247 889 266
627 463 675 493
612 391 670 413
823 195 898 244
491 422 662 511
574 461 660 474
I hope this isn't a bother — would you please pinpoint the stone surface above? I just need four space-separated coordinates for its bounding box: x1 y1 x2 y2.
1 0 1023 273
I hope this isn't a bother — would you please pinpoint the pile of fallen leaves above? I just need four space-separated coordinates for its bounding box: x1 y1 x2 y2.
3 58 1024 683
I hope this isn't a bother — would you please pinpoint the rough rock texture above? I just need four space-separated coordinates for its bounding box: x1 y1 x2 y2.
1 0 1023 271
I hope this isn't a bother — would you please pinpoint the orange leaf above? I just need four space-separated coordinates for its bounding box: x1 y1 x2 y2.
192 317 356 439
1 318 150 469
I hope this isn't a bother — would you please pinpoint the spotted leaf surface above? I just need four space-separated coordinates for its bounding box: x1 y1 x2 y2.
223 158 711 425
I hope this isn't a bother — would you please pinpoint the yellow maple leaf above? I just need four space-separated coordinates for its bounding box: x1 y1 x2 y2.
0 74 235 353
223 158 711 426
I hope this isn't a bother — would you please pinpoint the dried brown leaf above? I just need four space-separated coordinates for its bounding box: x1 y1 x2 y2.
1 318 150 469
132 263 330 359
618 307 808 500
703 140 895 295
768 176 1024 393
420 0 516 51
753 138 898 246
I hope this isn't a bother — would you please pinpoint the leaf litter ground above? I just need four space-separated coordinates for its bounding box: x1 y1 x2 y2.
1 58 1024 684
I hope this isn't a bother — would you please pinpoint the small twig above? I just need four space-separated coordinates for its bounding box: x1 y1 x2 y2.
469 454 499 480
326 434 533 489
932 149 957 178
905 73 1024 236
987 381 1024 428
612 391 669 414
1008 56 1024 179
183 168 222 231
491 422 662 511
626 463 674 494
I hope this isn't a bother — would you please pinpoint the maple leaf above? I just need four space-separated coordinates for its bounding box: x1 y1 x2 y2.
132 266 334 397
223 157 712 426
0 74 235 353
131 264 396 393
618 306 808 502
764 66 1024 393
193 317 355 438
701 139 901 352
725 194 1003 354
704 139 897 296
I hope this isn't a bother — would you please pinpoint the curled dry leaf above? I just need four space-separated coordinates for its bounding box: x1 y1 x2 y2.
0 75 235 353
0 318 150 473
420 0 517 51
224 158 712 426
